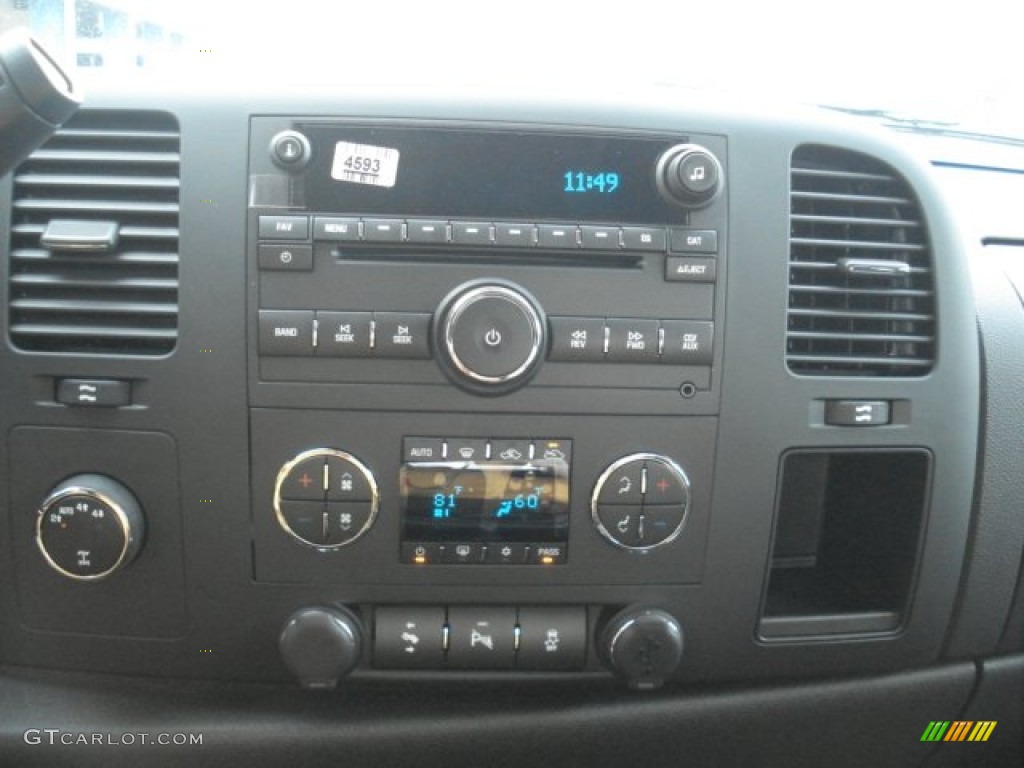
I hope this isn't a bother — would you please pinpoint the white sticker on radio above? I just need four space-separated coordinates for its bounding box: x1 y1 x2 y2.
331 141 400 188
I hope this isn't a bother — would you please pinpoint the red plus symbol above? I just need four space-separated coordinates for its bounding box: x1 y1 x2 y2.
656 479 671 494
298 473 313 488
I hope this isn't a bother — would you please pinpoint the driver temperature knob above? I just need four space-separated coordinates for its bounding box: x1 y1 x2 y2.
435 279 546 395
600 606 684 690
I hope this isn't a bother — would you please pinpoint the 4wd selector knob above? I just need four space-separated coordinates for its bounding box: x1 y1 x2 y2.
36 474 145 581
435 280 546 394
655 143 723 208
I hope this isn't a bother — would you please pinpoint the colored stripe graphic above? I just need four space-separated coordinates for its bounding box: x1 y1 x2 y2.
968 722 997 742
921 722 950 742
945 721 972 742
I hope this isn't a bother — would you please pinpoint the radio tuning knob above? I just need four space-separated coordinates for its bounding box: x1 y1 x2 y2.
600 606 684 690
279 606 363 688
36 474 145 581
435 279 546 395
655 143 723 208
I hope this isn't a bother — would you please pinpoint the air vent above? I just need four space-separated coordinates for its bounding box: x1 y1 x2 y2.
787 145 934 376
8 110 179 355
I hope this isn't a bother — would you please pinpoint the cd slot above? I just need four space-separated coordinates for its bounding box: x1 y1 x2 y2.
329 246 643 269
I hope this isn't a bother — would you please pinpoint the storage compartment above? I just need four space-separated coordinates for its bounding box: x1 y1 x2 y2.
759 450 931 639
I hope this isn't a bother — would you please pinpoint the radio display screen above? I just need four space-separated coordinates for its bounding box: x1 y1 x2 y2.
401 459 570 543
298 123 689 224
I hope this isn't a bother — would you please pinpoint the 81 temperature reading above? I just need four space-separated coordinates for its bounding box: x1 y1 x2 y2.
564 171 620 193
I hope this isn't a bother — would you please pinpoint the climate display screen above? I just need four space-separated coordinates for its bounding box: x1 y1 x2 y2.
299 123 688 224
401 459 569 543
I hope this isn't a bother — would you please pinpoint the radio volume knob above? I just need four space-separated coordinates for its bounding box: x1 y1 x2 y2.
435 280 546 395
655 144 723 208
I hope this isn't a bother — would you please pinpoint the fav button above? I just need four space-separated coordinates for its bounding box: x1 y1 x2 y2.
258 215 309 240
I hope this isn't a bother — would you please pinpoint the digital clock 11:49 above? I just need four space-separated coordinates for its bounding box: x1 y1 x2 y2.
564 171 620 193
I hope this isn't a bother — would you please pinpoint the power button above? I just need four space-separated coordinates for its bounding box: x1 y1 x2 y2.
437 281 546 394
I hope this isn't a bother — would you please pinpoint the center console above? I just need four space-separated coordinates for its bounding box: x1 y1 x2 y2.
247 118 727 684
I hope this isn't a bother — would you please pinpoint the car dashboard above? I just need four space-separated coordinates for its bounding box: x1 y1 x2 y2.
0 85 1021 767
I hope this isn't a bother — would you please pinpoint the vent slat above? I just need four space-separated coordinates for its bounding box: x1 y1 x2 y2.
14 173 180 191
789 261 930 276
791 214 922 228
789 284 933 298
791 190 912 207
55 128 179 141
787 331 934 344
787 145 935 377
788 307 933 323
790 237 926 253
7 111 180 356
786 354 933 369
10 323 178 340
14 198 179 215
11 274 178 290
12 222 179 240
791 167 895 183
12 248 179 266
11 298 178 316
27 149 180 165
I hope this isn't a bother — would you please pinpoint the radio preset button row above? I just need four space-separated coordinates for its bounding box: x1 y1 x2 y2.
287 215 673 253
548 316 713 366
373 605 586 671
258 217 714 261
402 437 572 464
